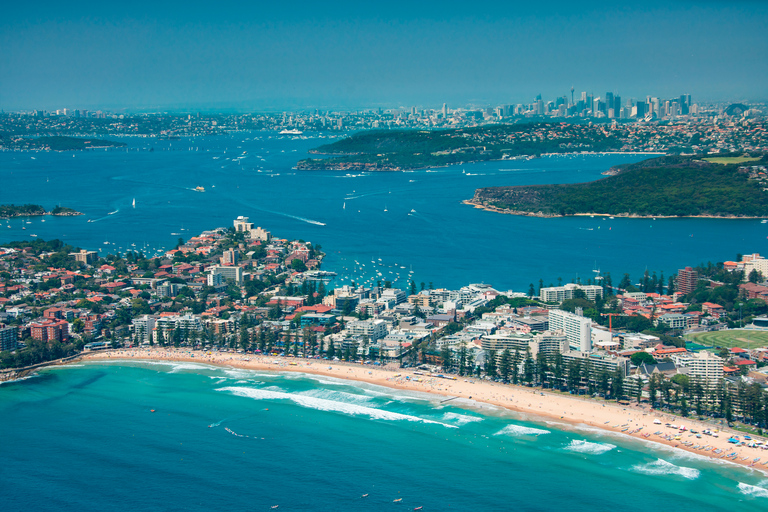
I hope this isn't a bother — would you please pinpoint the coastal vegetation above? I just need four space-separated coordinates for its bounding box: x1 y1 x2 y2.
0 134 126 151
0 204 46 218
467 155 768 218
28 136 126 151
0 204 83 219
297 123 624 171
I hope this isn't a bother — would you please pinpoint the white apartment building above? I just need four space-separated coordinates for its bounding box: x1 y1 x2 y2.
233 216 253 233
540 283 603 303
209 265 244 285
548 309 593 352
132 315 156 344
562 351 630 377
531 331 569 357
672 351 724 385
346 319 389 343
381 288 407 305
480 333 533 354
207 272 225 287
154 314 203 343
742 253 768 279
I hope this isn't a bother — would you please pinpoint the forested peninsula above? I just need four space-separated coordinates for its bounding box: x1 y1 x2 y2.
0 204 83 219
297 123 625 171
465 155 768 218
0 135 126 151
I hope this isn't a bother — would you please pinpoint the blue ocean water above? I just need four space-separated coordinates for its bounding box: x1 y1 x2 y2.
1 132 765 291
1 361 767 511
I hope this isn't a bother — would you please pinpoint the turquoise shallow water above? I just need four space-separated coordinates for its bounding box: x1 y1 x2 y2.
1 132 766 291
2 361 768 511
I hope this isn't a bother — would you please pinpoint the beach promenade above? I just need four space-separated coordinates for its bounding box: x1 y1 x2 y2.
82 348 768 474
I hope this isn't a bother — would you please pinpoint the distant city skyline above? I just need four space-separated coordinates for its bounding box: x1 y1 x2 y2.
1 1 766 111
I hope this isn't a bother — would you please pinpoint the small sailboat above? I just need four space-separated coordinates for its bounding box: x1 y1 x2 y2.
132 198 136 208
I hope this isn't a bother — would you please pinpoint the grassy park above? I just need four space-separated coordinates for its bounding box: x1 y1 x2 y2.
689 329 768 349
703 156 762 165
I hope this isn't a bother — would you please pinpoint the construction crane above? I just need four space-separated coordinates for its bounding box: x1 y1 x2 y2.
601 313 623 334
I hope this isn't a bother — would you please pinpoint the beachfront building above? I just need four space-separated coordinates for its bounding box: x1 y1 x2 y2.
154 314 203 344
540 283 603 303
0 324 18 351
531 331 569 357
671 351 724 385
346 319 388 343
132 315 156 344
562 351 630 378
480 332 533 354
548 309 592 352
30 319 68 342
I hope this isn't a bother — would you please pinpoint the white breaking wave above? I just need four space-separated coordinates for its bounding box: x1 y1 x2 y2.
131 360 216 373
564 439 616 455
223 368 260 380
219 386 456 427
495 424 550 436
738 482 768 499
631 459 700 480
167 362 217 373
442 412 483 426
299 388 375 406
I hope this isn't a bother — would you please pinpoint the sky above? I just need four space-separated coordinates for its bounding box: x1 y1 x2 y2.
1 1 767 112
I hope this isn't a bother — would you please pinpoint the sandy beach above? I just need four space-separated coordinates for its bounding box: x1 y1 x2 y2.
81 348 768 474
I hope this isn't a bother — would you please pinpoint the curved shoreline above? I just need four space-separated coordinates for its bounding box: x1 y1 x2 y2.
462 200 764 220
77 348 768 475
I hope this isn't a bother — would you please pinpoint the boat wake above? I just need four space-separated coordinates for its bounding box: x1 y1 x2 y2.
563 439 616 455
219 386 456 427
494 424 550 436
630 459 700 480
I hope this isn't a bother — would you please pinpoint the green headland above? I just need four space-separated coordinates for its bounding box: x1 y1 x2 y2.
465 154 768 218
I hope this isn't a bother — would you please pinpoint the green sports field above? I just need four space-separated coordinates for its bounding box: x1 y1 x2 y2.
703 156 762 165
689 329 768 349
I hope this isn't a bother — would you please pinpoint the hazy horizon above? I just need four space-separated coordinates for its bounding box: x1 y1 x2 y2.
2 1 767 112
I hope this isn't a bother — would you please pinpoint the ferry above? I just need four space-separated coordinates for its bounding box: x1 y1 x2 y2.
279 129 303 135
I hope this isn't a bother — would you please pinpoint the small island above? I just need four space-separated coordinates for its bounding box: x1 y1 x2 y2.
0 204 83 219
465 154 768 218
